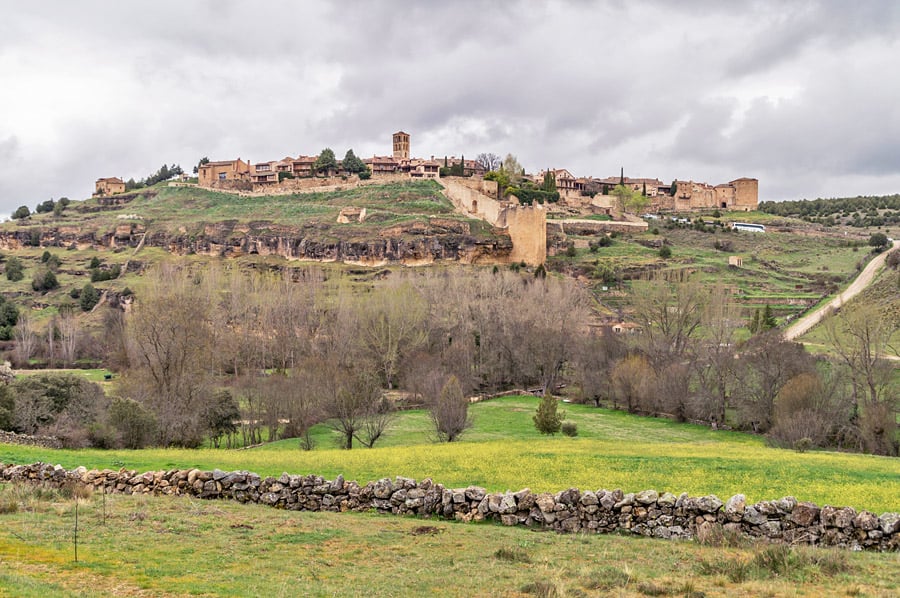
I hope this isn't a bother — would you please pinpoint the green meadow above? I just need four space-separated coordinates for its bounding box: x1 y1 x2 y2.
2 485 897 597
3 397 898 514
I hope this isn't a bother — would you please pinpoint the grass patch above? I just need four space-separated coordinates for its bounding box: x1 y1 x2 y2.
2 396 899 513
0 487 895 596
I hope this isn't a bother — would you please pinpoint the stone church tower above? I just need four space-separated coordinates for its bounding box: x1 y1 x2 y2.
393 131 410 160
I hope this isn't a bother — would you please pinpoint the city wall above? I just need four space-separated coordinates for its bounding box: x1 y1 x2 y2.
438 178 547 266
2 463 897 552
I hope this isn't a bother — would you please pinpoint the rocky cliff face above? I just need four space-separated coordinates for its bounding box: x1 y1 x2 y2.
0 218 512 266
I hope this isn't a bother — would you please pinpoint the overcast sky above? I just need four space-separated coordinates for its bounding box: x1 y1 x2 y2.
2 0 899 215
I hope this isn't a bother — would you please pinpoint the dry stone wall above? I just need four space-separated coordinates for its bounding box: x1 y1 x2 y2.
1 463 897 552
0 432 62 449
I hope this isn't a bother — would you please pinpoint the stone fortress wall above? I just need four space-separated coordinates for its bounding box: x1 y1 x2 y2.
438 177 547 266
2 462 897 552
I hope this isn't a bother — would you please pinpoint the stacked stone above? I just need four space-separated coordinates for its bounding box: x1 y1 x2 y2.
0 431 63 449
1 462 897 552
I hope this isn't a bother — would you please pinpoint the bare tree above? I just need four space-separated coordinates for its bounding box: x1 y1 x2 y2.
573 332 626 406
14 312 37 365
732 332 815 433
357 279 428 389
316 362 386 449
58 309 79 367
631 277 705 364
823 304 898 455
693 286 742 425
430 375 472 442
475 152 501 172
611 353 655 413
120 263 217 447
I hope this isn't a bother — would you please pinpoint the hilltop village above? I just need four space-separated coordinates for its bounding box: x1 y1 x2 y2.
95 131 758 215
91 132 758 266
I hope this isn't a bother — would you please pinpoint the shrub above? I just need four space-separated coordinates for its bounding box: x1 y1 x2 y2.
11 206 30 219
494 547 531 563
658 245 672 259
5 256 24 282
581 565 631 591
88 257 101 269
533 395 563 435
31 268 59 293
565 242 577 257
80 283 100 311
886 249 900 269
90 264 121 282
107 397 157 449
561 421 578 437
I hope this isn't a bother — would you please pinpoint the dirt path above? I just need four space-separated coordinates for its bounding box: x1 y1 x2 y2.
783 239 898 341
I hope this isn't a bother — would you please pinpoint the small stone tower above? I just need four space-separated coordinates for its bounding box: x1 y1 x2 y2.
393 131 410 160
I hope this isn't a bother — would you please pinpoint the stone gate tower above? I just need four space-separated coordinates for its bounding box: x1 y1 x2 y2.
393 131 410 160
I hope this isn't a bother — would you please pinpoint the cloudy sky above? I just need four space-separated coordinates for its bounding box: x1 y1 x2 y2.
2 0 899 215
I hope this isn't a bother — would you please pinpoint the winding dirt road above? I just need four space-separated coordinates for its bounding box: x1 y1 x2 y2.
783 239 899 341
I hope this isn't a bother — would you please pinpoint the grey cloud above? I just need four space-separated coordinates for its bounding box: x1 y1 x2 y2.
1 1 899 210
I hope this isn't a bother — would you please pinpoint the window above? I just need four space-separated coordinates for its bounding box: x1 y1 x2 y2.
218 172 226 181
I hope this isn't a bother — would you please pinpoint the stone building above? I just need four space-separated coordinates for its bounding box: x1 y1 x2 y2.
393 131 410 160
198 159 250 186
651 178 758 212
94 177 125 196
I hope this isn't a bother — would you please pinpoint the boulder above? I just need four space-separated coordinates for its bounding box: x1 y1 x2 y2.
635 489 658 505
791 502 820 526
725 494 746 522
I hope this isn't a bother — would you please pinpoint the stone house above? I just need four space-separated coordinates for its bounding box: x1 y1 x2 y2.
250 161 279 184
365 155 401 176
408 158 441 179
198 159 250 187
94 177 126 196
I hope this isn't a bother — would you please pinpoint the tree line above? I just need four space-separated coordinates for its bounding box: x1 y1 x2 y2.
1 263 896 455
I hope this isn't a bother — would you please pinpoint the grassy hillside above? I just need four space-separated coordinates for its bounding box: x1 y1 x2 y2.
551 218 874 321
5 180 464 232
3 397 898 513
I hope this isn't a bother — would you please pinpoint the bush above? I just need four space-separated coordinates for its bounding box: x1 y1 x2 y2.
533 395 563 435
90 264 121 282
658 245 672 259
80 283 100 311
5 257 24 282
11 206 30 219
513 187 559 205
31 268 59 293
887 249 900 269
108 397 157 449
565 242 577 257
561 421 578 437
868 232 889 250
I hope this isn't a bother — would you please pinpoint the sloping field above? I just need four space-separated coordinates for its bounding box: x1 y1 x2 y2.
3 397 898 513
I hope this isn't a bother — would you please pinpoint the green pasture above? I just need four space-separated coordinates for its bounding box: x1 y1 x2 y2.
2 397 898 513
2 487 896 597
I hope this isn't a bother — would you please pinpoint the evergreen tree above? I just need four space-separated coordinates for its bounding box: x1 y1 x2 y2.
761 304 777 330
533 394 563 435
619 167 625 186
314 148 337 175
342 149 366 174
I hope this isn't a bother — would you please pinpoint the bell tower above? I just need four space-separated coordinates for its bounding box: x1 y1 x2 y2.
393 131 410 160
